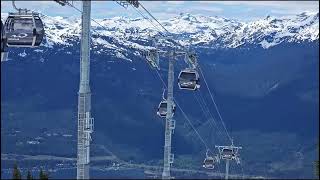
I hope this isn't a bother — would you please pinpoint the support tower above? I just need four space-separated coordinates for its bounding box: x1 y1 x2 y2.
77 1 94 179
162 51 176 179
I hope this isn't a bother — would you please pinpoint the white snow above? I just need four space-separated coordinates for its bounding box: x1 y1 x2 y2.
269 83 279 91
1 12 318 60
35 136 44 140
18 51 27 57
260 39 279 49
115 51 131 62
62 134 73 137
95 38 118 49
27 140 40 145
34 49 44 53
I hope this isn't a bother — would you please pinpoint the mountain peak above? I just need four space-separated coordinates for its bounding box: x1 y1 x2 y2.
298 12 308 17
265 15 271 20
2 12 317 51
178 12 199 22
179 12 191 17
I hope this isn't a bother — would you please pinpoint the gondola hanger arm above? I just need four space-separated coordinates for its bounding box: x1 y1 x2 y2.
12 0 30 14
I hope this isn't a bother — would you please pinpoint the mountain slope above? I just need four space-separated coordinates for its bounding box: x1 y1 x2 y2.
2 12 318 61
1 12 319 179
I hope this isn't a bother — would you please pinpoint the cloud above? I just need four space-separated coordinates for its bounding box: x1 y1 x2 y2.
166 1 185 5
209 1 319 13
189 5 224 13
1 1 80 17
133 1 224 20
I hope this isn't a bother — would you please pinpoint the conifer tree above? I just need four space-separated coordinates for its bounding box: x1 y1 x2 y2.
12 163 21 180
39 168 49 180
39 169 44 179
316 143 319 177
27 170 33 180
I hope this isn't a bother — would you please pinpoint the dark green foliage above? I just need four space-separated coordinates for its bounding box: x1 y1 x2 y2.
39 169 44 179
39 168 49 180
316 143 319 177
12 163 21 180
26 170 33 180
316 160 319 177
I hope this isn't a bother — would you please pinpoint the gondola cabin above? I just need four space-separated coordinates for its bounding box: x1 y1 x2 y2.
203 157 215 169
1 20 4 51
1 20 3 41
157 100 176 118
4 12 44 47
1 20 8 62
221 148 235 160
1 20 6 50
178 68 200 90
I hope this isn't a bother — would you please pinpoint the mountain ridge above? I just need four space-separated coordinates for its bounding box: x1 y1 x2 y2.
1 11 319 179
1 12 319 56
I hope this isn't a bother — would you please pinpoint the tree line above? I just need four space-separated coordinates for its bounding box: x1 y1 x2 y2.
12 163 49 180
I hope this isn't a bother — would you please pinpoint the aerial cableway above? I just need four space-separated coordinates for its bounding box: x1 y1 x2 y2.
1 0 245 179
145 36 243 179
137 2 243 178
4 12 44 47
157 89 176 118
62 0 244 178
1 0 45 61
178 68 200 90
203 149 219 170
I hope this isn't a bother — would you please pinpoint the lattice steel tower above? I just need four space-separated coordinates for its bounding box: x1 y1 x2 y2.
77 1 94 179
162 51 176 179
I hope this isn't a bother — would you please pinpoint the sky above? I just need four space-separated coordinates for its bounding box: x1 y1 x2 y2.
1 1 319 22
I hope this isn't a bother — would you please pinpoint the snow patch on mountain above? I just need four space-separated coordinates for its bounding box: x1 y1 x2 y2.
260 39 279 49
18 51 27 58
1 12 319 58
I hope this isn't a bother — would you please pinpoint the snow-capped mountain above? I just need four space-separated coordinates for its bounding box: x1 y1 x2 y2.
1 12 319 179
1 12 319 53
